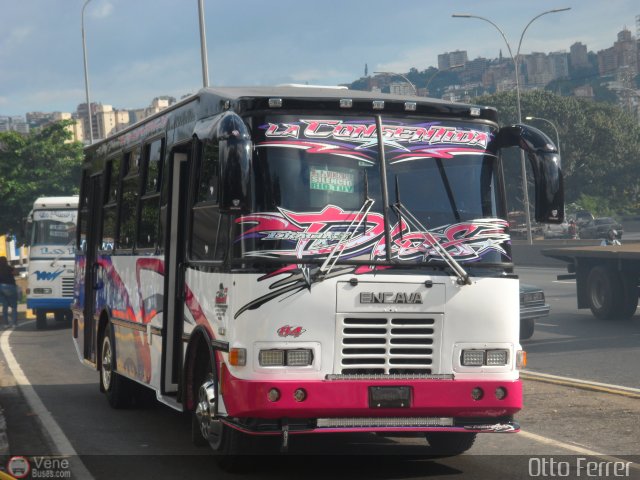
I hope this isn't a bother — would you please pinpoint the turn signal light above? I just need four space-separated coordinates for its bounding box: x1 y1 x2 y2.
229 348 247 366
516 350 527 369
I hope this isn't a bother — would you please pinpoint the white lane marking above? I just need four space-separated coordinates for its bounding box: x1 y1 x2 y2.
0 325 95 480
520 430 639 471
534 322 557 327
552 280 576 284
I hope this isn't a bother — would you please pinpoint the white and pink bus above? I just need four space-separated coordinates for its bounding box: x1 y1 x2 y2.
73 86 563 462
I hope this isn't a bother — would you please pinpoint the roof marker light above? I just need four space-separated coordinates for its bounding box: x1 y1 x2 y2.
404 102 417 111
340 99 353 109
372 100 385 110
470 107 481 117
268 98 283 108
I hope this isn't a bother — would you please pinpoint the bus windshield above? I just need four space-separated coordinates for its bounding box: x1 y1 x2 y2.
32 210 77 246
236 115 508 266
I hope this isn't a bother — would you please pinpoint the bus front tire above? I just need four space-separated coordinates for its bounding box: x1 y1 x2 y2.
425 432 477 455
192 359 253 470
35 311 47 330
100 326 132 409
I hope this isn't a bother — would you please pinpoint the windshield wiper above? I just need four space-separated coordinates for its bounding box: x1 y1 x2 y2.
50 240 75 268
318 197 375 278
392 199 471 286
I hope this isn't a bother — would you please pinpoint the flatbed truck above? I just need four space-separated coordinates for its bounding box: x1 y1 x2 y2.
542 244 640 320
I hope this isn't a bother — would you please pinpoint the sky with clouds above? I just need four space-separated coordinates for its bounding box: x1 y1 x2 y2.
1 0 638 116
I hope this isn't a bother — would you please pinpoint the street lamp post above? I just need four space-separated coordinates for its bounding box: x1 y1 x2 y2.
81 0 94 144
525 116 561 159
452 8 570 244
197 0 210 87
373 71 418 96
425 64 464 96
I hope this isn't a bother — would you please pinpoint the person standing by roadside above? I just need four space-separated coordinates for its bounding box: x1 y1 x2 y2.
0 256 18 328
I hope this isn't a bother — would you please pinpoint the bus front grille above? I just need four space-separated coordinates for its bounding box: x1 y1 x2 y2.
62 277 74 297
336 314 441 375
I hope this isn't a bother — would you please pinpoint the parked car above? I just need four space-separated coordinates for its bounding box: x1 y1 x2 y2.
508 211 544 239
543 221 571 239
520 284 550 340
578 217 624 240
574 210 594 227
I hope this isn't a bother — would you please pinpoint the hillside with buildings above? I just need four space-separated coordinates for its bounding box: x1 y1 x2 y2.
2 22 639 142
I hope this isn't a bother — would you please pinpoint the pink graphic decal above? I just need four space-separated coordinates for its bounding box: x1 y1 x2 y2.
237 205 509 264
263 120 489 149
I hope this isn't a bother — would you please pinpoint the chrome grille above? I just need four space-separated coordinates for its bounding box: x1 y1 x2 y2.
317 417 453 428
62 276 74 297
337 314 441 375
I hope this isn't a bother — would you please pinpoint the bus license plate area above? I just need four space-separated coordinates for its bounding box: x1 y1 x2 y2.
368 386 411 408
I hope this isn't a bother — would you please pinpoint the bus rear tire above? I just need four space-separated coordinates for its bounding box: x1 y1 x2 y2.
100 325 132 409
425 432 477 455
35 311 47 330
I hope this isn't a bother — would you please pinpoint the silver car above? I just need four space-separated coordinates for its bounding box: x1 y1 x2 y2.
520 284 550 340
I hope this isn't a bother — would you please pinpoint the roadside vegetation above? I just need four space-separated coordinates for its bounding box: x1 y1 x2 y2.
0 120 83 239
1 90 639 240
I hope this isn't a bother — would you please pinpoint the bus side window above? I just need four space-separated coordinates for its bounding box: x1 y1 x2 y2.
118 149 141 251
190 140 223 261
101 157 121 251
78 171 90 252
138 138 164 250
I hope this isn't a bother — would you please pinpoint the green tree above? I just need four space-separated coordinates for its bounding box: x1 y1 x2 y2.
0 120 83 238
476 90 640 216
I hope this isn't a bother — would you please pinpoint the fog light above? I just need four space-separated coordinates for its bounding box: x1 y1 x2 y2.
495 387 507 400
286 349 313 366
293 388 307 402
461 349 485 366
259 349 285 366
267 388 280 402
486 349 509 366
471 387 484 400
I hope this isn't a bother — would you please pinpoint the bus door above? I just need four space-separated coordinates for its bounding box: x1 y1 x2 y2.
161 149 190 396
83 174 103 363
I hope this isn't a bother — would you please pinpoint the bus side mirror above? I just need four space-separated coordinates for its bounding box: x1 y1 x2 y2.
218 113 252 213
492 124 564 224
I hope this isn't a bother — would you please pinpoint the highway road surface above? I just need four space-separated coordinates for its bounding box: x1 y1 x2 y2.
0 266 638 479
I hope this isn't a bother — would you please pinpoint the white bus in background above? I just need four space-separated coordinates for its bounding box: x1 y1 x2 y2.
26 196 78 329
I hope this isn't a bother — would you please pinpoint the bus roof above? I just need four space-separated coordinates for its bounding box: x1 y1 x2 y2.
85 86 500 157
33 196 79 209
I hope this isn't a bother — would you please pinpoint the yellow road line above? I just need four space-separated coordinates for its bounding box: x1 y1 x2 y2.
521 371 640 399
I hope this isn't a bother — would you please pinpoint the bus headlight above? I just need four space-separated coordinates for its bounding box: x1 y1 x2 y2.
259 350 285 366
286 349 313 366
33 288 53 295
258 349 314 367
461 349 509 366
486 349 509 366
461 349 485 366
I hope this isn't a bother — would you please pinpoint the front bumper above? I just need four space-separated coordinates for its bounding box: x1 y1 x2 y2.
221 366 522 430
520 303 550 320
